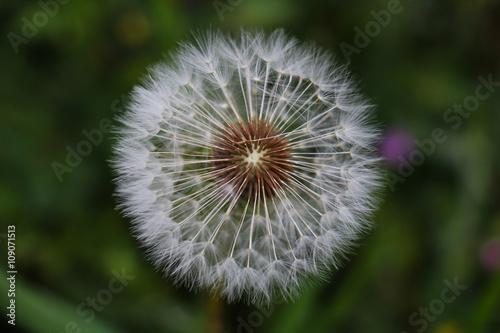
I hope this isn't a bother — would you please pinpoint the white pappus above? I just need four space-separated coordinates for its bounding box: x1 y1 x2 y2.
111 29 383 306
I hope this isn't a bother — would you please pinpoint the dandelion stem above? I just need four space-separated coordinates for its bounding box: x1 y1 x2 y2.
208 290 224 333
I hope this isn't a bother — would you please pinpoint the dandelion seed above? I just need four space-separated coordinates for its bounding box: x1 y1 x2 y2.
112 29 383 305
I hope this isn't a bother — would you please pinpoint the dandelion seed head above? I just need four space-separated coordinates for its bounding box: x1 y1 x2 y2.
112 29 382 305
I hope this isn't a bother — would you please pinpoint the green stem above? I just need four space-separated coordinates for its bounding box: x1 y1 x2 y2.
208 290 224 333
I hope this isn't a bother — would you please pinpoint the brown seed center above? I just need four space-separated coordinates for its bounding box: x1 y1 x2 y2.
211 119 294 200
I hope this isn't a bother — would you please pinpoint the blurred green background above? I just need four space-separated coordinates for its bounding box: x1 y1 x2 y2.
1 0 500 332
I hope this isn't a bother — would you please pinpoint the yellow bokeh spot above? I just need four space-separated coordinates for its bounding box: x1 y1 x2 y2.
432 321 462 333
114 10 150 47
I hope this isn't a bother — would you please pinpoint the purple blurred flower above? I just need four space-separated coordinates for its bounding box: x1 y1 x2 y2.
379 128 414 166
481 239 500 272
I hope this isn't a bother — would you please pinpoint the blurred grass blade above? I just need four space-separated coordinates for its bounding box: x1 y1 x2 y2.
0 271 121 333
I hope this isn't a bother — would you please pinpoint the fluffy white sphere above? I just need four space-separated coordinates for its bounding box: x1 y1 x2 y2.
112 29 382 305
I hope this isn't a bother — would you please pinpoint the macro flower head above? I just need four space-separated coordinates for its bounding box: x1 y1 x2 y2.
112 29 382 305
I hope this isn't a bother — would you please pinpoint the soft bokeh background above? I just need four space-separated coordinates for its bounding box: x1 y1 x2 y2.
1 0 500 332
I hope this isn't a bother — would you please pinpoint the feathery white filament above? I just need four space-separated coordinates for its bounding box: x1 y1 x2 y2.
112 29 382 305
